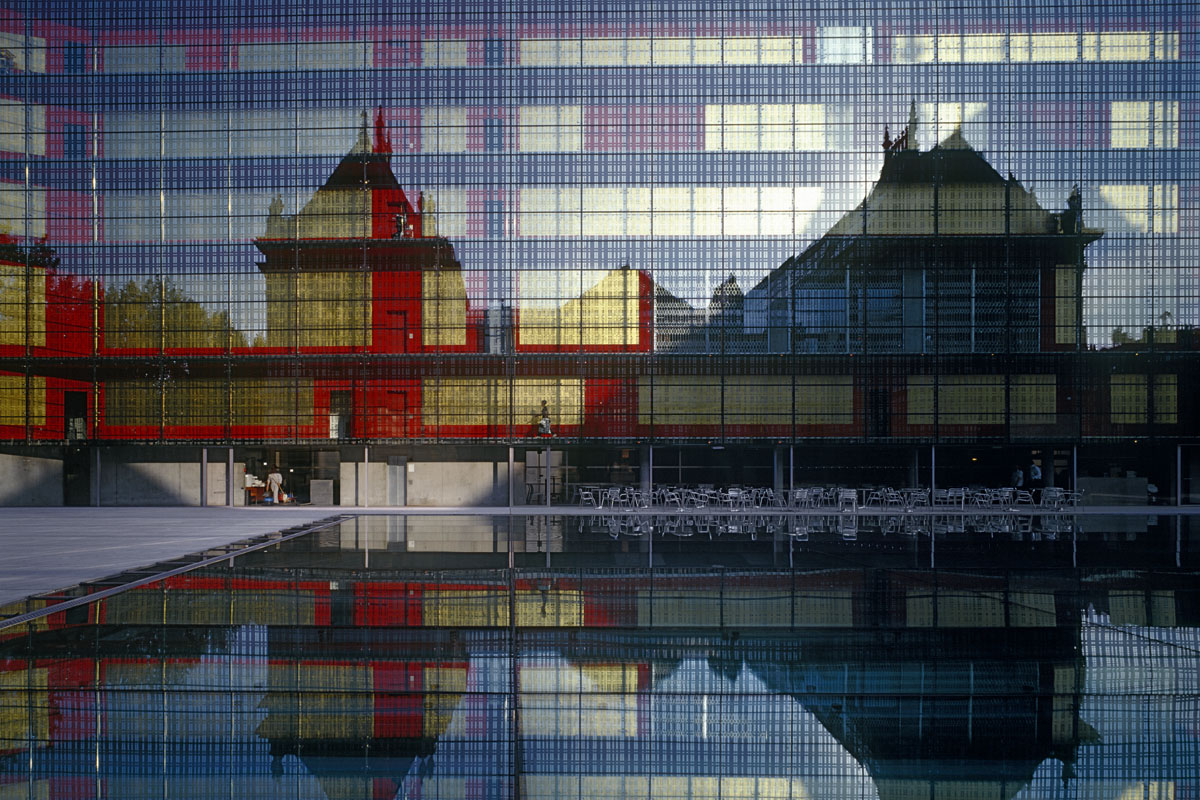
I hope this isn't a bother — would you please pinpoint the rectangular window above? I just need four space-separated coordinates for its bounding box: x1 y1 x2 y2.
484 38 504 66
64 123 86 160
484 117 504 152
64 42 85 73
486 199 504 238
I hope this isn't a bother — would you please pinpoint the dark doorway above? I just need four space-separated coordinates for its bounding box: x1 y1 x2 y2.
64 446 90 505
64 391 87 441
330 390 353 439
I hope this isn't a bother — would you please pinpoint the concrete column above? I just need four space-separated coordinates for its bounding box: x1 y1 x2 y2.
789 446 794 494
92 447 100 507
200 448 208 507
1177 444 1182 507
227 447 234 507
363 445 370 508
641 445 652 493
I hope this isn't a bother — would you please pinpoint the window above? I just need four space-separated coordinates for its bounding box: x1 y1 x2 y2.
484 38 504 66
64 42 85 73
63 123 86 160
484 117 504 152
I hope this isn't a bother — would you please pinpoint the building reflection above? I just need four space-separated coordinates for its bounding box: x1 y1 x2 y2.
3 563 1197 799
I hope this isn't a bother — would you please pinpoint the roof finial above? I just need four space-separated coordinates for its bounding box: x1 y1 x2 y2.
906 100 919 151
374 106 392 154
351 109 371 153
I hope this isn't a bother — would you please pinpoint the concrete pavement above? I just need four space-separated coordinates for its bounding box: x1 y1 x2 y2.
0 507 334 608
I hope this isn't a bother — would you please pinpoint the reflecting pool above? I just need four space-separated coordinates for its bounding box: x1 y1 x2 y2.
1 514 1197 799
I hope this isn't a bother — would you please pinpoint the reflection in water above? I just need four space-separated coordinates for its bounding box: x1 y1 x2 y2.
0 521 1197 799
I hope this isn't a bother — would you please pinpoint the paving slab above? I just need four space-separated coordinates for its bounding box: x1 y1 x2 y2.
0 507 334 607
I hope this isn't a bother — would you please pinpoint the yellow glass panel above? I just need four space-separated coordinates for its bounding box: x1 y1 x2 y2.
1153 101 1179 148
0 374 45 426
705 104 824 153
105 378 313 427
1154 374 1177 424
723 37 759 64
0 99 47 156
892 35 936 63
1112 101 1179 149
1100 184 1149 232
794 103 826 151
1097 182 1177 232
0 666 48 744
257 664 372 741
581 38 622 66
758 37 798 64
1055 267 1078 345
0 31 47 72
294 188 371 239
266 271 370 348
1028 33 1079 61
638 376 851 425
693 37 722 64
422 378 583 427
422 39 468 67
1012 375 1057 425
423 665 467 737
0 262 45 346
907 375 1054 426
421 106 468 153
1097 32 1152 61
519 38 561 67
961 33 1007 62
1154 32 1180 60
517 269 640 347
0 185 46 239
519 105 581 152
1153 184 1178 233
422 269 467 346
1111 101 1151 148
1110 374 1146 424
653 37 692 65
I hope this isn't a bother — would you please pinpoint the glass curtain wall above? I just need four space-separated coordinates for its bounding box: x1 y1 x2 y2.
0 0 1194 445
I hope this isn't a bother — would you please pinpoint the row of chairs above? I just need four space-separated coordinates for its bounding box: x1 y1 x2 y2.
575 484 1082 512
934 486 1081 510
585 510 1078 543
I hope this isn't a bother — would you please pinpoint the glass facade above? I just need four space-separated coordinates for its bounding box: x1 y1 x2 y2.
2 515 1198 797
0 0 1196 451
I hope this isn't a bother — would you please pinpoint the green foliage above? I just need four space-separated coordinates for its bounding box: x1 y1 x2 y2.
104 278 248 349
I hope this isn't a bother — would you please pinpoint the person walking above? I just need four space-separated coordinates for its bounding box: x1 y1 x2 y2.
267 466 284 504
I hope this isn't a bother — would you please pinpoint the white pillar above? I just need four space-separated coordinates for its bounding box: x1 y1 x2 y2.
363 445 370 508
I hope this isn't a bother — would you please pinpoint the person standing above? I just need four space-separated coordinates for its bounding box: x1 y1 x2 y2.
1010 466 1024 488
267 466 284 504
1028 459 1043 491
